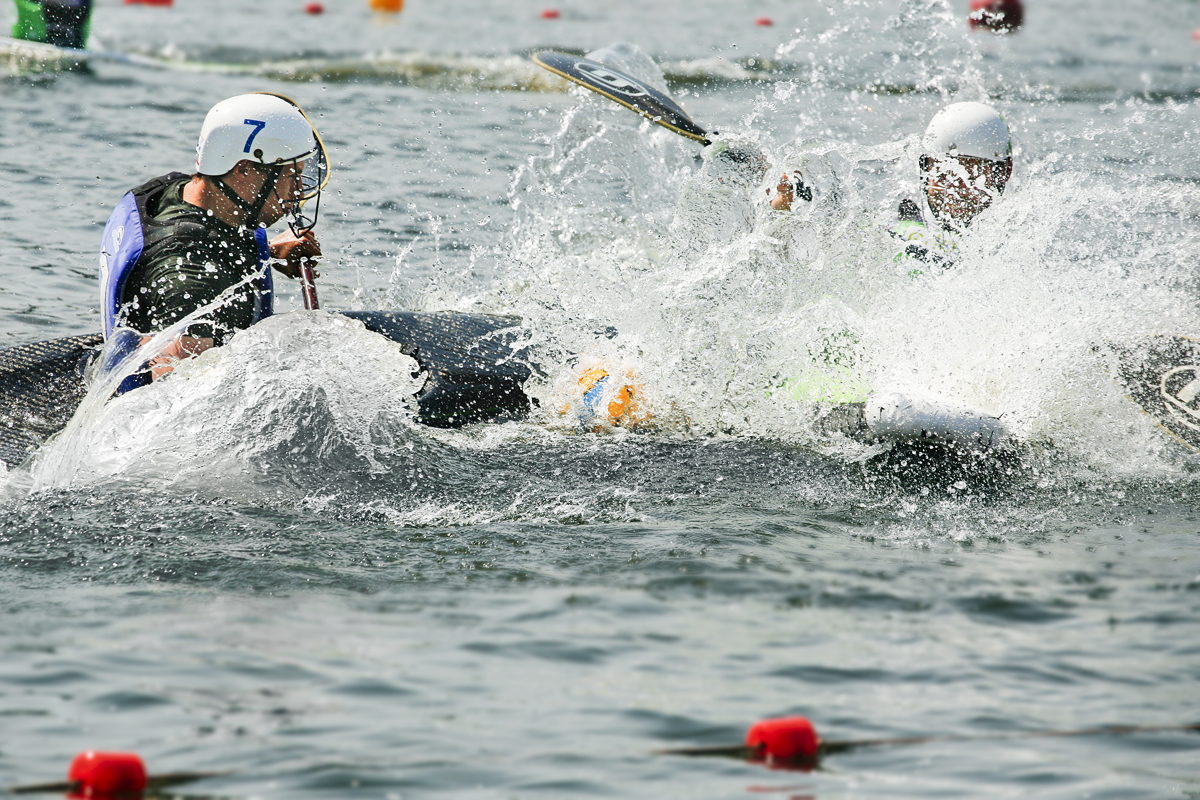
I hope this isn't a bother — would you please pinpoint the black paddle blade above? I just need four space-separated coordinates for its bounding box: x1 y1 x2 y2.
533 51 710 144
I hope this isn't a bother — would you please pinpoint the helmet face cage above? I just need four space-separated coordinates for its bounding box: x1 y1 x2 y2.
298 143 328 202
920 153 1010 192
288 173 321 237
249 92 330 235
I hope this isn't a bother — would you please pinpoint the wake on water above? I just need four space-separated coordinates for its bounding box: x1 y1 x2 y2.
12 4 1200 504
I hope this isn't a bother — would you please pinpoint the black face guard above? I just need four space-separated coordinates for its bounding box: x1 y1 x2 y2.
212 161 325 239
283 142 327 237
919 154 1011 194
790 172 813 203
286 183 320 238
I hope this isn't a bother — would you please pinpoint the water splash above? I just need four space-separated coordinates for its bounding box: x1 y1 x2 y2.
465 28 1200 477
22 313 423 494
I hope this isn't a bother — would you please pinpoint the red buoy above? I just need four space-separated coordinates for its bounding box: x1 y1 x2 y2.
745 717 821 768
67 752 147 798
123 0 173 5
755 17 774 26
305 1 324 13
968 0 1023 32
541 8 560 18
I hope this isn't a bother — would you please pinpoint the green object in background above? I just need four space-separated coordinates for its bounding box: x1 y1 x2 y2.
11 0 91 49
12 0 48 43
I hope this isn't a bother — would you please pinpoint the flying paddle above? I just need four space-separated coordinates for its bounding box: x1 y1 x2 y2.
532 52 710 144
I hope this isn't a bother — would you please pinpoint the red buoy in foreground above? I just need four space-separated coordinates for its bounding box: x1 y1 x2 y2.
745 716 821 769
755 17 774 26
968 0 1023 32
541 8 560 19
305 2 324 13
67 752 147 798
123 0 173 6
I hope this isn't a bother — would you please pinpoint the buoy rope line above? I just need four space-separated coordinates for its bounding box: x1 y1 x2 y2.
7 718 1198 796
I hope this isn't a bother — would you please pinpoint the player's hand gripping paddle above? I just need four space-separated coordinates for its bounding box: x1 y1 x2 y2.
533 52 711 145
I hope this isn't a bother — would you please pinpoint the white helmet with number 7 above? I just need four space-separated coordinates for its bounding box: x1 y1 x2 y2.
195 92 328 201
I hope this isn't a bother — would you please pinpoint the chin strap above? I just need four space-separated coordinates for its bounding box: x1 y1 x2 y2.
210 165 282 228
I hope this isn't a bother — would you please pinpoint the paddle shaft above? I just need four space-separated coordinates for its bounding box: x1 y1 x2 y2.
299 259 319 310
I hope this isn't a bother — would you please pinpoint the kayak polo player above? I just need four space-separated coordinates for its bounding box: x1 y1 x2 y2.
98 93 328 391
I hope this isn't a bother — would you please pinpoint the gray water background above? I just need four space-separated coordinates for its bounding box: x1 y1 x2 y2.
2 0 1199 797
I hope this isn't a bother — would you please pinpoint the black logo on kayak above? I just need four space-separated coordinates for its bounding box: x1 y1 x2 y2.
576 62 649 98
1161 365 1200 431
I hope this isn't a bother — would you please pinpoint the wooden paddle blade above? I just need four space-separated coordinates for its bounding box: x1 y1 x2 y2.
533 51 710 144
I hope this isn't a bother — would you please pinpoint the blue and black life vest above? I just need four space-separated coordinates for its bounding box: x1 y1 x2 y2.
97 172 274 393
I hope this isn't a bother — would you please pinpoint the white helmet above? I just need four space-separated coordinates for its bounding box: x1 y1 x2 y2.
196 93 326 183
195 92 329 231
922 102 1011 161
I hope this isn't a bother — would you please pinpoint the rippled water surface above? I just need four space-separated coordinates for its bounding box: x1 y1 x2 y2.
2 0 1200 797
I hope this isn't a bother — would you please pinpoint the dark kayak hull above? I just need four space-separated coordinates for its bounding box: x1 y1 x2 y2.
0 311 536 469
343 310 535 428
0 333 103 469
